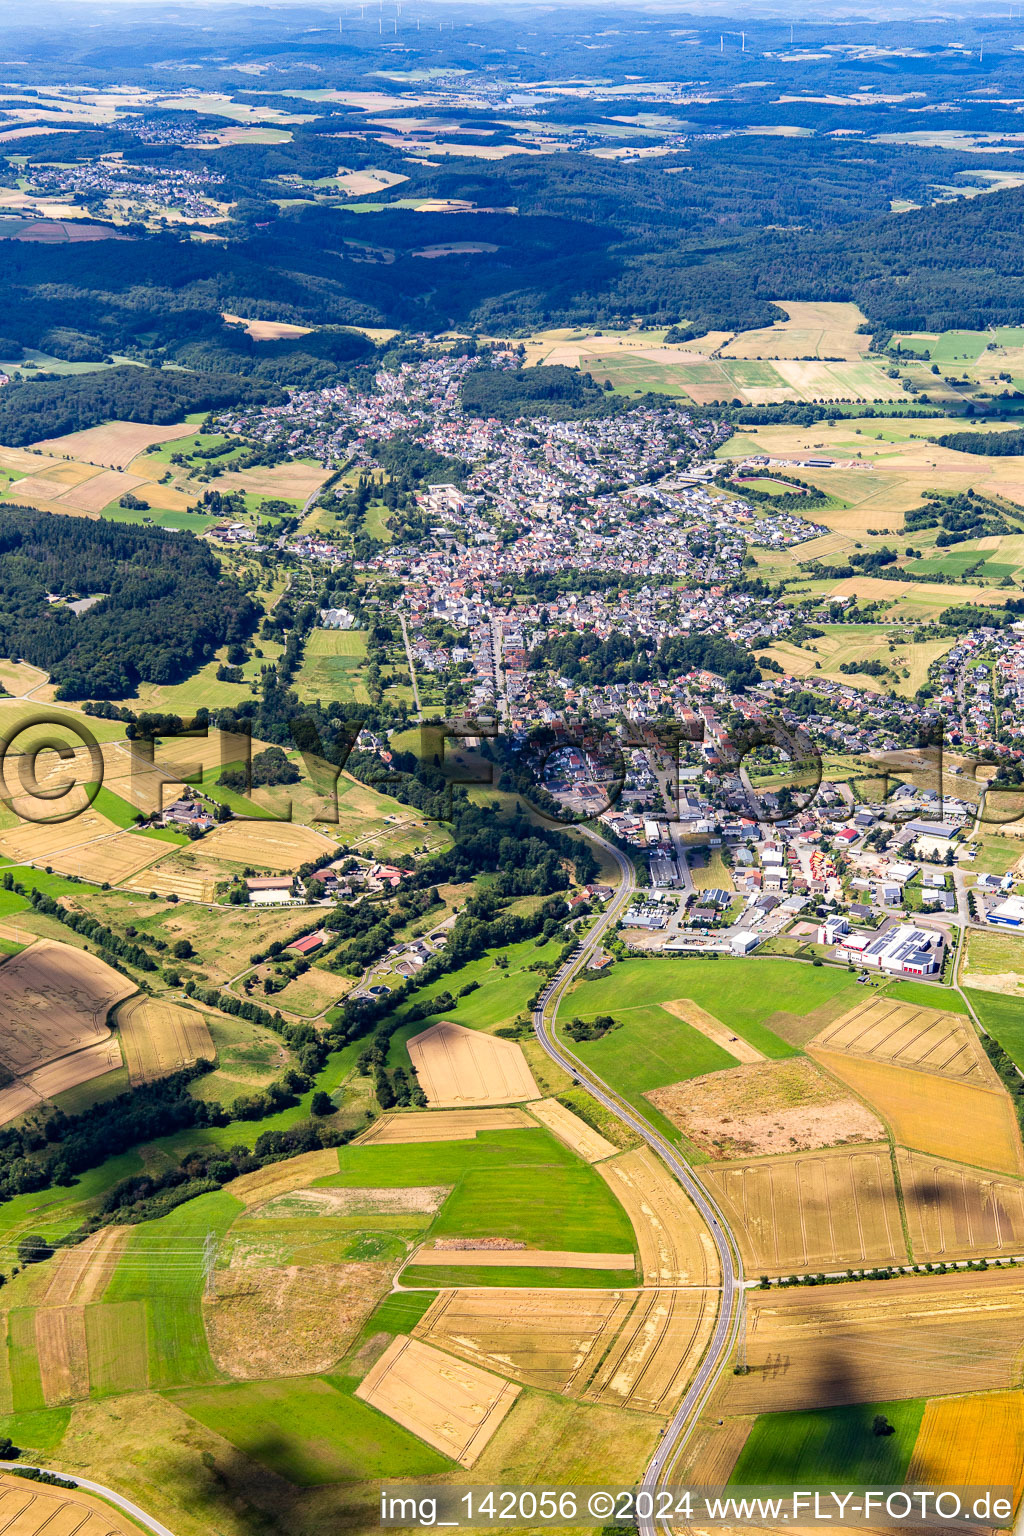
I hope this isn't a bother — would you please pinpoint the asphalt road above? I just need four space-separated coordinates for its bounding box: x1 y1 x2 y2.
531 828 744 1536
15 1469 178 1536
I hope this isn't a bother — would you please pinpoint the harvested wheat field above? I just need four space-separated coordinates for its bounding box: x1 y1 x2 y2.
648 1059 884 1160
527 1097 618 1162
0 808 119 865
49 831 168 886
15 1035 123 1109
226 1148 341 1206
898 1148 1024 1261
907 1390 1024 1500
597 1148 720 1287
34 1304 89 1405
122 864 214 902
811 1048 1024 1176
34 420 186 467
408 1021 540 1107
356 1334 520 1467
662 999 765 1064
416 1285 718 1416
206 1261 392 1377
0 1078 48 1125
117 995 215 1085
702 1144 905 1274
719 1270 1024 1413
410 1245 635 1270
197 818 336 871
0 940 133 1074
0 1471 141 1536
44 1227 130 1306
354 1107 534 1144
684 1417 754 1486
811 995 989 1080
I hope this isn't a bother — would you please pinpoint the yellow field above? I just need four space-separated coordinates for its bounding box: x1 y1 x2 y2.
898 1148 1024 1261
355 1107 535 1144
407 1021 540 1107
702 1144 905 1274
718 301 872 360
226 1148 341 1206
597 1148 720 1287
526 1097 618 1162
356 1335 520 1467
810 1048 1024 1176
811 995 990 1080
907 1391 1024 1500
0 807 120 865
0 940 132 1073
117 996 215 1085
0 1471 141 1535
763 633 955 699
417 1285 719 1416
196 817 336 870
721 1269 1024 1412
33 419 185 467
410 1245 635 1270
51 830 170 885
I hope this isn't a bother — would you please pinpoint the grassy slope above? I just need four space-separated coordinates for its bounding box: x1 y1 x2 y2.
322 1128 637 1255
103 1191 242 1388
966 988 1024 1071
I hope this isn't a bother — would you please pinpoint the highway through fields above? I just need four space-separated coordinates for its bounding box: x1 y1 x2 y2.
531 827 745 1536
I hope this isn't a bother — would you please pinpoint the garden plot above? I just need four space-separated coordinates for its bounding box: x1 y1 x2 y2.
407 1020 540 1107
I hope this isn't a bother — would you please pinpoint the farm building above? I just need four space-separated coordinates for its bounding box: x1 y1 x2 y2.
289 931 326 956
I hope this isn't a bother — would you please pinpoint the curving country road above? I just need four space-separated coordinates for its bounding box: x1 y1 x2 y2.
532 828 745 1536
14 1468 177 1536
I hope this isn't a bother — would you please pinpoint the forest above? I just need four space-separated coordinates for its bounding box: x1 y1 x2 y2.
0 366 283 446
0 508 257 697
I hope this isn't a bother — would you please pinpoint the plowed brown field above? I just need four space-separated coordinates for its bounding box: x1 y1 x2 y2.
702 1144 906 1274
